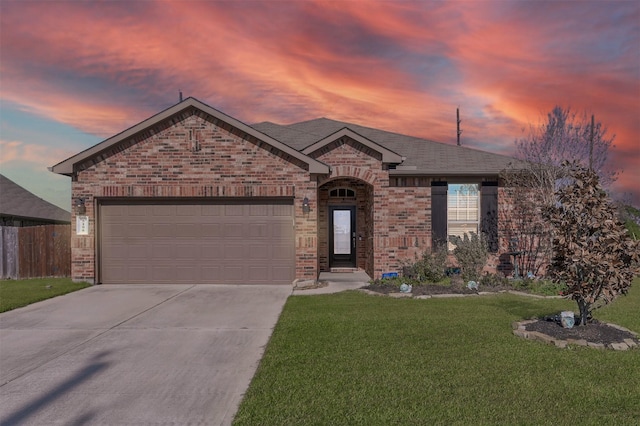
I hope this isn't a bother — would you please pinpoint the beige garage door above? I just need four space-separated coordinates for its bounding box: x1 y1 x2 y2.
99 200 295 284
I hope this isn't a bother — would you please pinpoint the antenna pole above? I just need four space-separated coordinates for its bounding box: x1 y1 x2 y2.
457 107 462 146
589 114 594 171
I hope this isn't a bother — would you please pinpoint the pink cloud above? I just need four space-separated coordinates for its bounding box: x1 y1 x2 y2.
1 0 637 203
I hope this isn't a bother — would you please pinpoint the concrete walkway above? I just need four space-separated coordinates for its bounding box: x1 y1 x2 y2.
0 284 291 426
292 271 371 295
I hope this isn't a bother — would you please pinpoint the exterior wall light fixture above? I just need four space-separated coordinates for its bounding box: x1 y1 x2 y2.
302 197 310 213
75 198 86 215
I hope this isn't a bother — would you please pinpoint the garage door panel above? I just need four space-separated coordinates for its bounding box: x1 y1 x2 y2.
224 205 244 217
176 223 201 237
270 222 292 239
247 266 269 281
151 223 174 238
223 223 245 238
201 205 223 216
248 244 269 259
151 205 175 216
221 265 244 281
248 223 268 238
273 204 293 216
174 244 200 259
176 205 196 216
271 244 294 260
249 204 269 216
201 264 221 279
103 243 129 260
224 244 246 260
100 200 294 284
201 223 222 236
126 224 151 238
128 244 151 259
272 266 294 280
103 223 128 237
129 266 151 282
152 266 176 281
151 245 174 260
201 244 223 260
176 266 199 281
127 206 150 219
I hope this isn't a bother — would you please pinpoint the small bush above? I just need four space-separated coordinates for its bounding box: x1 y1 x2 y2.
511 278 568 296
406 245 449 283
450 232 489 282
479 273 510 288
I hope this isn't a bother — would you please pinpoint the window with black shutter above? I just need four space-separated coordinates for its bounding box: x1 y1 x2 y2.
481 182 499 252
431 182 447 249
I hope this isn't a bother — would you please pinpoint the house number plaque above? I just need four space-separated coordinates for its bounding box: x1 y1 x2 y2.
76 216 89 235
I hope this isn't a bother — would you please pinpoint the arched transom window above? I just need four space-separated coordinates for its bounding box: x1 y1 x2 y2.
329 188 355 198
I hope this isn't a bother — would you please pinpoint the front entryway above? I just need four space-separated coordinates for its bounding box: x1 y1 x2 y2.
329 206 356 268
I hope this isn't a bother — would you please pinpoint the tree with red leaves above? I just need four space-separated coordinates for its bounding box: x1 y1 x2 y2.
544 163 639 326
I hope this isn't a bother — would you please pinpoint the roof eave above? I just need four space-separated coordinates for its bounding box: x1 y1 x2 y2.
389 170 505 176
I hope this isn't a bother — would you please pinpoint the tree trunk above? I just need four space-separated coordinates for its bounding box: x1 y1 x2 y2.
576 298 590 326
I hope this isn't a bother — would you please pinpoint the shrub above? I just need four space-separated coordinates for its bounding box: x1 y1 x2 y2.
450 232 489 282
404 245 449 283
479 272 510 288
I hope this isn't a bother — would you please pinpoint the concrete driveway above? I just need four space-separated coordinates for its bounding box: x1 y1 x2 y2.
0 284 291 425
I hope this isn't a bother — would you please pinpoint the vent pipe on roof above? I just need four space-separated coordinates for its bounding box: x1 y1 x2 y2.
456 107 462 146
179 90 183 102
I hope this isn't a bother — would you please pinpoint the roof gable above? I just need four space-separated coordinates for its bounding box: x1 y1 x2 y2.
302 128 404 164
50 98 329 176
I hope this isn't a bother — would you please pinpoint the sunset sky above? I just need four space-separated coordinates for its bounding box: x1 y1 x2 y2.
1 0 638 210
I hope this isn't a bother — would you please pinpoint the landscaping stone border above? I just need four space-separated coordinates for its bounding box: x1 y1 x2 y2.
358 289 564 299
512 319 639 351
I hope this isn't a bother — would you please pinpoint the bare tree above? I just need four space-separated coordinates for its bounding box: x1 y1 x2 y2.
516 106 617 188
544 163 639 326
500 106 619 277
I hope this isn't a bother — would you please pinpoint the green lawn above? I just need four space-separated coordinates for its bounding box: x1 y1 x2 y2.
0 278 90 313
234 278 640 425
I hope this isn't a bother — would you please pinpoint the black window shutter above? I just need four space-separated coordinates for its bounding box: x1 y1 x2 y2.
431 182 447 250
481 182 499 252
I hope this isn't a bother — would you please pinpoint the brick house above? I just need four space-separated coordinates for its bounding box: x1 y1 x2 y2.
51 97 516 285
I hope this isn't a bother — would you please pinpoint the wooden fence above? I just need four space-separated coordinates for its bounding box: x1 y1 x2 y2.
0 224 71 279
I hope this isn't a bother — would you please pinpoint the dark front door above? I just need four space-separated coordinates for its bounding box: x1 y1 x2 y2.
329 206 356 268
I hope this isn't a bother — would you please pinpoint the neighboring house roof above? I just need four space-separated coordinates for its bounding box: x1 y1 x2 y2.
253 117 522 176
50 97 330 176
0 174 71 223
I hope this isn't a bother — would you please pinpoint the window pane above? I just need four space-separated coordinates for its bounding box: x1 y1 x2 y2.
447 184 480 250
333 210 351 255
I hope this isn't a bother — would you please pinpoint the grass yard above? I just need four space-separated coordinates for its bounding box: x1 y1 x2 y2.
234 278 640 425
0 278 90 313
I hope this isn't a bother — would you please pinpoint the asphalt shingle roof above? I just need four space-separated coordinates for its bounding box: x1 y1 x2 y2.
0 174 71 223
252 117 521 175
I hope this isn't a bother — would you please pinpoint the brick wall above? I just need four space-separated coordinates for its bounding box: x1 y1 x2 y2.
72 111 317 283
70 110 517 284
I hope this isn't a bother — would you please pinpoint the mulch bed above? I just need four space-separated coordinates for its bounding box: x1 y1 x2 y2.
524 319 639 346
363 283 511 296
